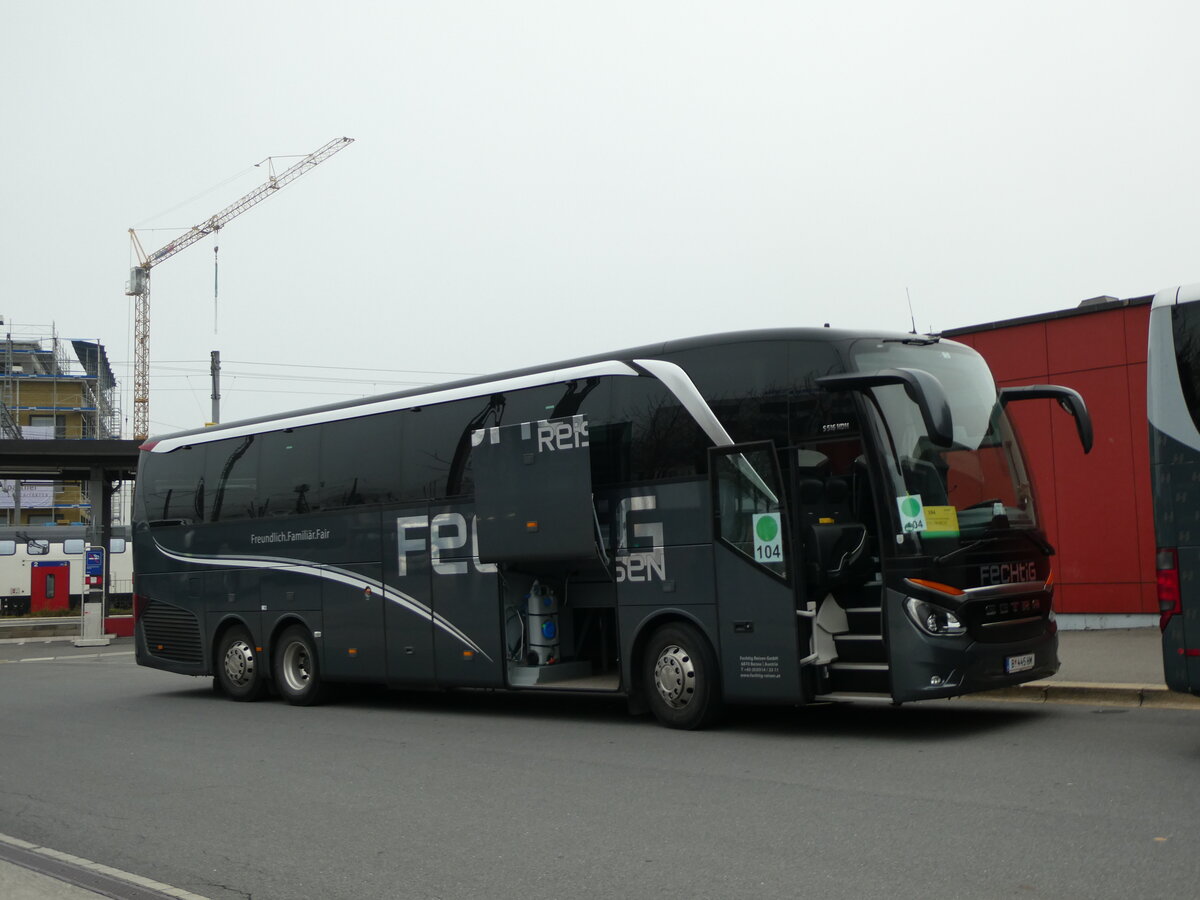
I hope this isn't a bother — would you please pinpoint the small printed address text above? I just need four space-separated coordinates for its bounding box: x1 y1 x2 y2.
738 655 782 680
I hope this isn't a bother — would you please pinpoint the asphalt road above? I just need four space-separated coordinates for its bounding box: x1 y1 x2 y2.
2 641 1199 900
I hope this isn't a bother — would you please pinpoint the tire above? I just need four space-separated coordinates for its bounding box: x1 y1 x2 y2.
215 624 268 701
642 622 723 729
272 625 326 706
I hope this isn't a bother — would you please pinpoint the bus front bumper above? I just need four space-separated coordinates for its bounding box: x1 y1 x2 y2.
889 611 1059 703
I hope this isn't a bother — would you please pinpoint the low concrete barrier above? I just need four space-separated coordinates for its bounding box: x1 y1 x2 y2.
0 616 133 640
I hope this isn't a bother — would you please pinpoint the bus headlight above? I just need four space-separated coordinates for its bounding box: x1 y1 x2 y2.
905 597 966 636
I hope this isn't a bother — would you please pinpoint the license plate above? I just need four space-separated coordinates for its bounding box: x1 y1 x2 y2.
1005 653 1035 674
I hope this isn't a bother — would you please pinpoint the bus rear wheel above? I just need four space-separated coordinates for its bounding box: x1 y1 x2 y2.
643 622 722 729
215 625 268 702
273 625 326 706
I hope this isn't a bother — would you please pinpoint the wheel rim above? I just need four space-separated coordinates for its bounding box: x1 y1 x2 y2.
281 640 312 693
223 640 257 686
653 643 696 709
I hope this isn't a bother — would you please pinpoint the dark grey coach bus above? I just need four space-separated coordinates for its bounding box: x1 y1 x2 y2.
1148 284 1200 695
133 328 1092 728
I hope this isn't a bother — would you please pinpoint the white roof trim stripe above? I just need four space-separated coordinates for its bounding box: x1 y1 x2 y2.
149 360 640 453
633 358 735 447
1151 283 1200 309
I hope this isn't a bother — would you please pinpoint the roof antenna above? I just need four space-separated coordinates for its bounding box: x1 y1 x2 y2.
906 287 917 334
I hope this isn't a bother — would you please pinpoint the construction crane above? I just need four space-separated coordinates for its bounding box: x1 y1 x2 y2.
125 136 355 440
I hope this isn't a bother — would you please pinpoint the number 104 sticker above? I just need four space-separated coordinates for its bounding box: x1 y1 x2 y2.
753 513 783 561
897 494 926 533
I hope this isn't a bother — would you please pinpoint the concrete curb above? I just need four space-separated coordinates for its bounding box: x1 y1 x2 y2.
976 680 1200 710
0 831 211 900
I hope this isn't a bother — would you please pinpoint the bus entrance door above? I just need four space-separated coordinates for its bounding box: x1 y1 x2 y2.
709 444 811 705
788 449 885 697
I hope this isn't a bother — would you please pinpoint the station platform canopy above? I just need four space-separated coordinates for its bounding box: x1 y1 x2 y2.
0 439 140 482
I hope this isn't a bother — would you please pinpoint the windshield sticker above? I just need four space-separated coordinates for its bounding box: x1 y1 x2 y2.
923 505 960 537
753 512 783 563
897 495 927 533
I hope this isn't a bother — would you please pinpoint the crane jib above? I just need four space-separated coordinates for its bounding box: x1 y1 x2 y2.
125 136 355 441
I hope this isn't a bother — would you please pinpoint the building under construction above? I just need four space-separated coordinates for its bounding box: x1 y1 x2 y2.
0 321 121 525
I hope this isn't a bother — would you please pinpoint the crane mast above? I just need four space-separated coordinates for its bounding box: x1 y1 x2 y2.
125 136 354 440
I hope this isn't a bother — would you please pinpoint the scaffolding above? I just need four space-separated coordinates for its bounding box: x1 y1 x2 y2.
0 320 124 525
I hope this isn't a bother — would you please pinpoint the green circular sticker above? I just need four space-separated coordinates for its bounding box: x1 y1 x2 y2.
901 496 922 517
756 515 779 541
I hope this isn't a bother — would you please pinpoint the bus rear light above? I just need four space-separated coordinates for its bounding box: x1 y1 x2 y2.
1157 547 1181 632
133 592 145 621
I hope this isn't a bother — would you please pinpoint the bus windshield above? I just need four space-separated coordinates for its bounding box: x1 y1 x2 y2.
849 338 1037 543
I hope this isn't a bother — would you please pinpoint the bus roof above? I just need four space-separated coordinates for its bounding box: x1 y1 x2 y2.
143 326 934 452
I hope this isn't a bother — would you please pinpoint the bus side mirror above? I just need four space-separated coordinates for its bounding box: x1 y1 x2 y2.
998 385 1093 454
818 367 954 448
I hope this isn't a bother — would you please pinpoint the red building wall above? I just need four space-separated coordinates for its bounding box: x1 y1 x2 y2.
948 300 1153 616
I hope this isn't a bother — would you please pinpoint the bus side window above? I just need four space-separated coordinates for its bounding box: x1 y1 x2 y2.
399 402 469 501
445 397 498 498
143 445 206 526
667 342 792 449
553 378 615 487
318 414 400 509
258 426 321 516
205 436 260 521
608 376 708 482
443 383 590 494
1172 302 1200 435
501 383 570 425
0 540 15 555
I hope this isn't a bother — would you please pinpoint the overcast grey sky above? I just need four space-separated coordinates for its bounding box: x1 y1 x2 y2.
3 1 1196 436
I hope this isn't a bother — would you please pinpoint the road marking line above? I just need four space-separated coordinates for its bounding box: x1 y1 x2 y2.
1 650 135 664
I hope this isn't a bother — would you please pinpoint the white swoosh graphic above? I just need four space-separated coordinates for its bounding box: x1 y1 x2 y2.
151 539 492 661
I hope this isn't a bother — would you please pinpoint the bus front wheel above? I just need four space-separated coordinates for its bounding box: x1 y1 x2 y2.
273 625 326 706
215 625 268 702
643 623 722 729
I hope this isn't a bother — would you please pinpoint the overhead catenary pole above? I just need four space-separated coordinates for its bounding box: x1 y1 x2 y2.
125 136 355 440
210 350 221 426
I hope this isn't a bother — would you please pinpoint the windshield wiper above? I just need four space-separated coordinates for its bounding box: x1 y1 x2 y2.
1008 527 1054 556
933 537 998 567
932 528 1054 567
